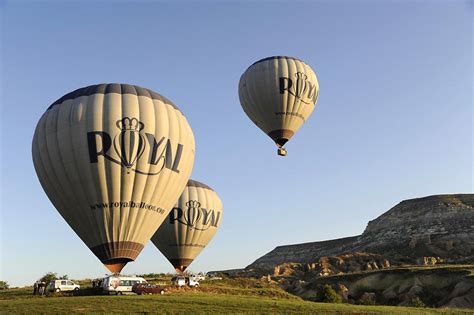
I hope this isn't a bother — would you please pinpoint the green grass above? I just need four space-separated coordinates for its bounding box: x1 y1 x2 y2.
2 292 473 314
1 284 473 314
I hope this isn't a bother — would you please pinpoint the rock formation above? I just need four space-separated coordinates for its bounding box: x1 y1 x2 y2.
247 194 474 271
272 253 390 279
281 266 474 308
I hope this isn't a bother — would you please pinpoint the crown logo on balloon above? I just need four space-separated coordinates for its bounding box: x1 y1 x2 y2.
296 72 308 81
173 199 220 231
116 117 145 131
183 200 202 228
186 200 201 209
113 117 147 174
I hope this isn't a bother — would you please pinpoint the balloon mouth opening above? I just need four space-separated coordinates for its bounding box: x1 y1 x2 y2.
275 138 289 147
90 241 144 273
267 129 293 147
170 258 194 273
175 266 188 273
103 258 133 274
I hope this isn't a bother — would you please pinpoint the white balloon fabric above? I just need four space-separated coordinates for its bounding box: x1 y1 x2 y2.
32 83 195 273
238 56 319 156
151 179 223 273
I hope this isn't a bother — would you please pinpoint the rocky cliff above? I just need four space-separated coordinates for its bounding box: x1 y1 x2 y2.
248 194 474 271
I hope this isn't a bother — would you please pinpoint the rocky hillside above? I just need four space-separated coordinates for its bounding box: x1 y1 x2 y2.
282 265 474 308
248 194 474 271
273 253 391 278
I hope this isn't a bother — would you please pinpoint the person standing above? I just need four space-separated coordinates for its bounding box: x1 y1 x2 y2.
38 282 45 295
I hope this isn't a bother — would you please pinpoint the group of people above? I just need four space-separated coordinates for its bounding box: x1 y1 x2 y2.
33 281 47 295
91 279 103 288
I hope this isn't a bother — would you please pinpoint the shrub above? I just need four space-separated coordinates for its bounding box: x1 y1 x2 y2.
357 292 377 305
139 273 172 279
0 281 9 290
409 297 426 308
39 272 58 284
316 284 342 303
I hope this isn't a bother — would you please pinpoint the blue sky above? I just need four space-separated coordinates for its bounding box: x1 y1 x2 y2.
1 1 472 286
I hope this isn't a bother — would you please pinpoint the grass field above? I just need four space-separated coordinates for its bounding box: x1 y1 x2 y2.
1 278 474 314
3 293 473 314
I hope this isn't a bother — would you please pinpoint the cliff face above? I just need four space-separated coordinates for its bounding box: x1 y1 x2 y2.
247 194 474 271
248 236 358 271
353 194 474 263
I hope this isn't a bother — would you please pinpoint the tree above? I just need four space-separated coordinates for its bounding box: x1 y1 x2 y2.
0 281 9 290
39 272 57 284
316 284 342 303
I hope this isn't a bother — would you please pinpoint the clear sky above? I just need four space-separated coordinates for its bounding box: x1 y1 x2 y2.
1 0 472 287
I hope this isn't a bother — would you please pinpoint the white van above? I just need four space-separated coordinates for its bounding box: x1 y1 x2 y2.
187 277 199 287
171 275 199 287
49 280 80 292
101 275 147 295
171 275 186 287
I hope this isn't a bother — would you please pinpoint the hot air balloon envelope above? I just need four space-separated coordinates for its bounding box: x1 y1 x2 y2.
32 83 195 273
151 179 223 273
238 56 319 155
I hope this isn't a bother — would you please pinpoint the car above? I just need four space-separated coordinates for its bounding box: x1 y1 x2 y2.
171 275 200 287
171 275 186 287
206 273 223 280
186 277 199 287
209 276 222 280
101 275 147 295
193 274 206 281
132 283 166 295
48 280 80 292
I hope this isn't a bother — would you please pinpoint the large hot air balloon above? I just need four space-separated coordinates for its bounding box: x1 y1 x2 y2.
151 179 223 273
32 84 195 273
238 56 319 156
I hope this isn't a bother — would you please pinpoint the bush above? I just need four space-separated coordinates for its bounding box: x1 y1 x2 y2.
139 273 172 279
316 284 342 303
357 292 377 305
0 281 9 290
408 297 426 308
39 272 58 284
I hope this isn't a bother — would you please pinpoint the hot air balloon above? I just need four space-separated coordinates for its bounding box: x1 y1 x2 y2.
32 83 195 273
238 56 319 156
151 179 223 273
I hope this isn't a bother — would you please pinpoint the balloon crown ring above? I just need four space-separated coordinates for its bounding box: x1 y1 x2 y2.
116 117 144 131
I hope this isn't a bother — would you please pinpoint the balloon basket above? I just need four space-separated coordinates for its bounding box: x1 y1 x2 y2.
277 148 287 156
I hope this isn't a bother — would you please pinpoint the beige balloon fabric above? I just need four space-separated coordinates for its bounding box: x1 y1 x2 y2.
32 84 195 273
151 179 223 273
238 56 319 155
